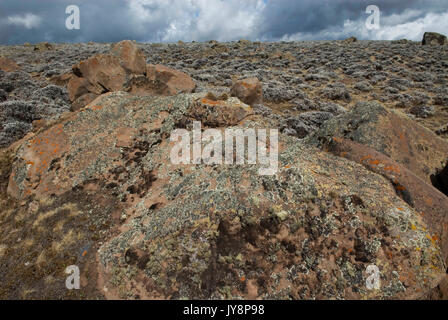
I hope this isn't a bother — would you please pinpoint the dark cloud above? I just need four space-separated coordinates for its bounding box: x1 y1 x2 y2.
0 0 447 44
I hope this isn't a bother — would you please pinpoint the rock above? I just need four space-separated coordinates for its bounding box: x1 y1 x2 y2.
144 64 196 95
422 32 448 46
67 42 196 107
110 40 146 74
309 102 448 261
342 37 357 44
76 54 127 92
48 72 72 86
5 91 445 299
33 42 54 51
322 136 448 263
67 76 93 102
0 57 20 72
308 101 448 184
189 95 253 127
71 93 99 111
230 77 263 105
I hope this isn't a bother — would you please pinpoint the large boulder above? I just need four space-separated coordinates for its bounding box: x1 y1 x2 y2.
4 92 445 299
422 32 448 46
308 101 448 263
230 77 263 105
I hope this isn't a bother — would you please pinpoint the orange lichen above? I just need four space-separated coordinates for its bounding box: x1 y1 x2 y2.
201 98 221 106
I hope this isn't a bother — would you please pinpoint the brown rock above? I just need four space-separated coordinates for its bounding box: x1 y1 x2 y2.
33 42 54 51
189 95 254 127
145 64 196 95
110 40 146 74
48 72 72 86
324 137 448 264
0 56 20 72
230 77 263 105
77 54 127 92
5 91 445 300
67 76 91 101
342 36 357 44
71 93 99 111
310 101 448 184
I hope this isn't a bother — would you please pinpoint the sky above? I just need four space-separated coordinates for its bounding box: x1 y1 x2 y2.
0 0 447 44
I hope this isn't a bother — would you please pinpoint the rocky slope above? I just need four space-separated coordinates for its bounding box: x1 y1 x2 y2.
0 38 447 299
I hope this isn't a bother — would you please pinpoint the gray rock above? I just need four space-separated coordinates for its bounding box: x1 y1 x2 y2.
422 32 448 46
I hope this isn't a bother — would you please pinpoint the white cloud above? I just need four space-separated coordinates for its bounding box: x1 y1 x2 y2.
127 0 265 42
6 13 41 29
373 11 448 40
278 10 448 42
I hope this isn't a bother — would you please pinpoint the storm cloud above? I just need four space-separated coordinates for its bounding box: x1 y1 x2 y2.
0 0 447 44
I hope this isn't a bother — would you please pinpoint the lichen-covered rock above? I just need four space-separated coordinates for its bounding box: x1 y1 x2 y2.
5 92 446 300
308 101 448 184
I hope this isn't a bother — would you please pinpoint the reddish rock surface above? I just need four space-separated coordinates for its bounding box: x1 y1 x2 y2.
145 64 196 95
76 54 127 92
66 41 196 110
230 77 263 105
3 92 445 300
110 40 147 74
0 56 20 72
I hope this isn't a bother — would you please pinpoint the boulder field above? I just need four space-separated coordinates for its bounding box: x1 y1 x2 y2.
0 36 447 299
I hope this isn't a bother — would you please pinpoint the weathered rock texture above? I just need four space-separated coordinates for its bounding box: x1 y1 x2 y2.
1 91 446 300
1 38 448 300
